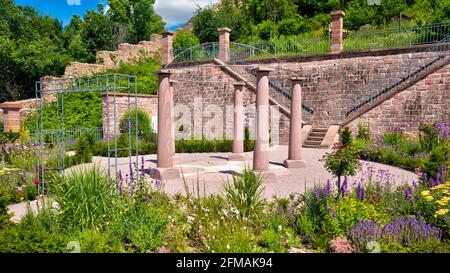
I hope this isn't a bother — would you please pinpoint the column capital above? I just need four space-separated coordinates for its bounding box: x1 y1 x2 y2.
154 69 173 76
218 27 231 34
162 30 175 37
291 77 306 83
255 67 274 73
0 102 22 110
330 10 345 17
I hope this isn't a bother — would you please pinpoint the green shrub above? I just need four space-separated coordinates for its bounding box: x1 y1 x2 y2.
0 190 11 229
339 127 353 145
72 229 124 253
322 197 389 237
119 108 155 142
50 166 116 230
74 134 94 163
0 168 37 204
382 132 403 146
356 121 371 141
104 58 160 95
419 123 439 152
222 168 265 219
420 143 450 179
0 209 68 253
205 223 258 253
110 202 168 253
259 229 283 252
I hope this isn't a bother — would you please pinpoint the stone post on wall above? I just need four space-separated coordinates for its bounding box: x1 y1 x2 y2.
284 78 307 169
229 82 245 161
330 10 345 54
0 102 22 133
253 67 273 172
151 70 180 180
162 30 175 66
218 27 231 62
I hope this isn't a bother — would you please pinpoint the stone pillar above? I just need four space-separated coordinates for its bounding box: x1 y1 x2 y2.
330 10 345 54
229 82 245 161
0 103 22 133
253 67 273 172
284 78 307 168
170 80 176 156
151 70 180 180
218 27 231 62
162 31 175 66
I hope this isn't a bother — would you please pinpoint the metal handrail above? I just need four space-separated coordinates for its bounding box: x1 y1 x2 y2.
345 35 450 119
344 22 450 52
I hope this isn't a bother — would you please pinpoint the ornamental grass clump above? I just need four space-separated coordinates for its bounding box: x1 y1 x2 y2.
349 217 442 252
222 168 265 219
51 166 116 230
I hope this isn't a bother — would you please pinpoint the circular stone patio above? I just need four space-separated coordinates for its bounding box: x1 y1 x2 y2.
8 145 418 222
94 145 418 199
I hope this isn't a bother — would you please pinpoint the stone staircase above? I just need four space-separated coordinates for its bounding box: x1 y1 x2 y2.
213 58 314 121
303 128 328 148
342 36 450 126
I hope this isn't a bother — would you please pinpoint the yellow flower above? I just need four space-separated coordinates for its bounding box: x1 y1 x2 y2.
445 181 450 186
421 190 431 197
436 198 450 206
434 209 449 217
425 196 434 202
432 184 446 190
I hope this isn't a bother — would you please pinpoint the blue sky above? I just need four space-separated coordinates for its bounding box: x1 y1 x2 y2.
14 0 219 30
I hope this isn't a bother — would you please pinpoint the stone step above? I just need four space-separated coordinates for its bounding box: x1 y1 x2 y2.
307 136 324 141
309 132 326 137
304 140 322 146
303 144 321 148
311 128 328 133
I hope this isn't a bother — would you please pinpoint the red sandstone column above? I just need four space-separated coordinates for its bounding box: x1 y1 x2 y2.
151 70 180 180
284 78 307 168
0 103 22 133
253 67 273 172
162 31 175 66
330 11 345 54
218 27 231 62
170 80 176 156
229 82 245 161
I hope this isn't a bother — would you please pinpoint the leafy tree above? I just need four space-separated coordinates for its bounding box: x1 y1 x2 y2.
322 129 360 198
108 0 164 44
173 31 200 50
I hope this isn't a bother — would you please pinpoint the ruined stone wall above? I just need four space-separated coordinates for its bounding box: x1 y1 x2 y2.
65 34 162 77
101 93 158 137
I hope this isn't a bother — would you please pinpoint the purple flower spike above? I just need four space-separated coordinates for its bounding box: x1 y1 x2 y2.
325 179 331 196
130 163 134 177
357 183 365 201
141 156 145 168
341 176 349 197
118 170 123 183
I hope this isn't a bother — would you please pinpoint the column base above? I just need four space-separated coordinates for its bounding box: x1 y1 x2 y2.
150 167 180 180
283 159 307 169
228 153 245 161
253 170 277 183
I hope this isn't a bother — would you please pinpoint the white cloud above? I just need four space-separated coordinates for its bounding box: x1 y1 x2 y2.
67 0 81 6
154 0 219 28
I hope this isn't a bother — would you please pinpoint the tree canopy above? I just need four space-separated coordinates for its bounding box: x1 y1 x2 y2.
0 0 164 103
191 0 450 43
